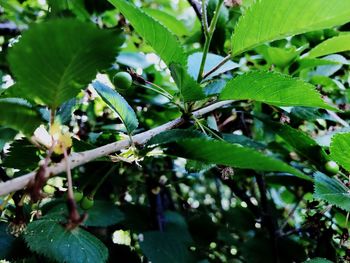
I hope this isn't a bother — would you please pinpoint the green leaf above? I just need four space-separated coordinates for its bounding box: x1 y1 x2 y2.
83 201 125 227
312 54 349 77
232 0 350 56
47 0 90 19
219 71 336 110
187 52 239 81
57 98 77 125
92 81 138 134
256 115 328 165
0 98 42 135
314 172 350 211
109 0 203 102
223 134 266 150
2 138 40 170
47 200 125 227
308 34 350 58
166 138 309 180
163 211 192 242
140 231 196 263
296 58 340 73
24 218 109 263
8 19 118 108
276 125 327 164
147 129 205 147
169 63 205 102
0 128 17 151
0 223 15 259
256 45 299 68
330 133 350 172
109 0 186 66
143 8 189 37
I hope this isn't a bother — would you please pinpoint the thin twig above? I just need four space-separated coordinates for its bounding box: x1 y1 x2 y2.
326 110 349 127
0 101 234 196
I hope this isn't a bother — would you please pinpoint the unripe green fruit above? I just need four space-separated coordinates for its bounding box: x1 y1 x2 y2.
43 185 55 194
80 196 94 210
74 191 84 202
113 72 132 90
325 161 339 174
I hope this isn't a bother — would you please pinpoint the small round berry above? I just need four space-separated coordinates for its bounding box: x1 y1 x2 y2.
325 161 339 174
80 196 94 210
113 72 133 90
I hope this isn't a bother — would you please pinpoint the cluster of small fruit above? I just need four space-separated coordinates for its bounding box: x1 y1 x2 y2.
74 190 94 210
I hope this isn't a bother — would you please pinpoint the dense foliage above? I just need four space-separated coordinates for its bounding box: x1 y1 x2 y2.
1 0 350 262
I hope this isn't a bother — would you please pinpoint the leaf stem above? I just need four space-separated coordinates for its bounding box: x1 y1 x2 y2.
201 0 209 37
50 108 56 128
145 80 174 99
197 0 225 82
193 116 207 135
139 84 173 101
202 54 232 80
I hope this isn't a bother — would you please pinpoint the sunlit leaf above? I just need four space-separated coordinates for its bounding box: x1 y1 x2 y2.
232 0 350 56
308 34 350 58
330 132 350 172
109 0 186 66
220 71 336 110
